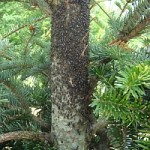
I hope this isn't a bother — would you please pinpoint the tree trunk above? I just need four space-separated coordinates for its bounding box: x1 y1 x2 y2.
49 1 109 150
50 1 91 149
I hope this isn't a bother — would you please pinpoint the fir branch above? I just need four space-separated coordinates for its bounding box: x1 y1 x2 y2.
0 54 12 60
2 15 48 39
0 48 12 60
0 131 55 145
0 39 11 60
119 16 150 42
21 62 50 79
117 0 150 42
0 103 51 131
124 17 149 42
1 113 27 126
0 62 33 71
0 80 29 110
0 112 51 132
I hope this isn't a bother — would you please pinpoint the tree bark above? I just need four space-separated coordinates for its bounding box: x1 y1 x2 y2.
48 1 110 149
50 1 92 149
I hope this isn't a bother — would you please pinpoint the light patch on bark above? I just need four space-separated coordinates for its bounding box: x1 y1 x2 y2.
52 105 86 150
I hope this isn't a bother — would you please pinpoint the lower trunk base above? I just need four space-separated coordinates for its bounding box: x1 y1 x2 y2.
52 104 89 150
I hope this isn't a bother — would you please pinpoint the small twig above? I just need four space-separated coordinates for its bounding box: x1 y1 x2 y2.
41 71 49 77
90 4 96 10
82 32 89 42
80 31 89 57
93 0 111 20
80 44 88 57
119 0 131 18
90 17 96 23
24 30 35 56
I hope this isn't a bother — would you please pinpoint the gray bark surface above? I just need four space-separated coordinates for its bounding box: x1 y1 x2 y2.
50 1 91 149
49 1 109 149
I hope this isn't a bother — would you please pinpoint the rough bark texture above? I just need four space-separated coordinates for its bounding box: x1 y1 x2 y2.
50 1 91 149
